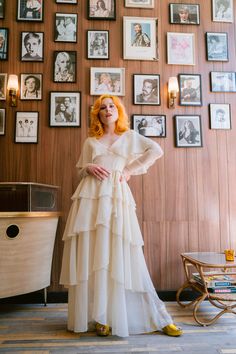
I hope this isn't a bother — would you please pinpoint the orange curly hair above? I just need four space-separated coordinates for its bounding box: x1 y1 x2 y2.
89 94 130 138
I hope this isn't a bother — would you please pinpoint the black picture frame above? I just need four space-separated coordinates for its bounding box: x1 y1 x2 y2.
21 31 44 62
206 32 228 61
87 30 109 59
53 51 76 83
15 111 39 144
0 28 9 61
169 3 200 25
210 71 236 92
0 0 5 19
209 103 231 130
20 73 43 100
54 13 78 43
49 91 81 127
0 108 6 136
175 115 203 147
17 0 44 22
132 114 166 137
133 74 160 105
179 74 202 106
88 0 116 20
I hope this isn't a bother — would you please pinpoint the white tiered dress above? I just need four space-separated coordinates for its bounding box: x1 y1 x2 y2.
60 129 173 337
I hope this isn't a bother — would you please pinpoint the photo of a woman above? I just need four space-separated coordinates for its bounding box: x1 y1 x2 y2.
54 51 76 82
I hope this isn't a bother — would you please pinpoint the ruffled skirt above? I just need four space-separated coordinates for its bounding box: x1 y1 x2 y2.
60 172 172 337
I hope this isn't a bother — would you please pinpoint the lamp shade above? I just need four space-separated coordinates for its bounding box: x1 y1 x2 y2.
7 75 19 91
168 77 179 93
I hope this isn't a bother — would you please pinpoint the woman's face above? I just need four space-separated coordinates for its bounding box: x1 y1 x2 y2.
99 97 118 126
179 9 189 21
60 103 66 111
58 55 70 70
25 37 40 57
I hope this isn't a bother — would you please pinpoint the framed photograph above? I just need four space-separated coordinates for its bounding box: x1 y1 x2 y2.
49 91 81 127
167 32 195 65
132 114 166 137
15 112 39 143
53 51 76 82
133 74 160 105
55 13 77 42
56 0 77 3
0 28 8 60
125 0 154 8
17 0 44 21
0 73 7 100
0 0 5 19
212 0 233 22
210 71 236 92
88 0 116 20
206 32 228 61
90 67 125 96
175 115 203 147
209 103 231 129
123 16 158 60
0 109 6 136
87 30 109 59
20 73 43 100
169 3 200 24
179 74 202 106
21 32 44 62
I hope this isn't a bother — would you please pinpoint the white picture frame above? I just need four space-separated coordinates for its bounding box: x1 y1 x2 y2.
90 67 125 96
212 0 233 22
15 112 39 143
123 16 158 61
209 103 231 129
125 0 154 8
167 32 195 65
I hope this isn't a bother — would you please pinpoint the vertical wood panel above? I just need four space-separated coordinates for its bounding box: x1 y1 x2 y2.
1 1 236 292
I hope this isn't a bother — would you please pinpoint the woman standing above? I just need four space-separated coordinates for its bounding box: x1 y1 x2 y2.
60 95 183 338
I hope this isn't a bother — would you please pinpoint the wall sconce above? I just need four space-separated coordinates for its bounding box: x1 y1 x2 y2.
168 77 179 109
7 75 19 107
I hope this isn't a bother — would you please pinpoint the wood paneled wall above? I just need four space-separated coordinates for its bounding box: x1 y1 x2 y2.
1 1 236 292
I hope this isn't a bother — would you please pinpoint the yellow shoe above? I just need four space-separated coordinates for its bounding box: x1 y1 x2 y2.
95 323 110 337
162 324 183 337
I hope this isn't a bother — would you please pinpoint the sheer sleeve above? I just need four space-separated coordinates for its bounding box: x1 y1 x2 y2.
75 138 93 182
124 131 163 176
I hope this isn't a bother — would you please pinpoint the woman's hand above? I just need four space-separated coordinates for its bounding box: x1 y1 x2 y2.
120 168 131 182
86 164 110 181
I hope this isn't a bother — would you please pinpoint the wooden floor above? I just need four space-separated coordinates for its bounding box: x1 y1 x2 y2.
0 301 236 354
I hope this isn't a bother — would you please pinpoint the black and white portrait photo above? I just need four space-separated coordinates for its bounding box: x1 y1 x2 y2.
17 0 44 21
206 32 228 61
20 73 42 100
0 73 7 100
175 115 203 147
169 3 200 25
212 0 233 22
132 114 166 137
21 31 43 62
0 0 5 19
179 74 202 106
210 71 236 92
209 103 231 129
15 112 39 143
53 51 76 82
88 0 116 20
0 28 8 60
50 92 81 127
55 13 77 42
133 74 160 105
87 30 109 59
0 108 5 135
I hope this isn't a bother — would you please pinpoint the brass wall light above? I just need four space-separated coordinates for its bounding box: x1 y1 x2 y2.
168 77 179 109
7 75 19 107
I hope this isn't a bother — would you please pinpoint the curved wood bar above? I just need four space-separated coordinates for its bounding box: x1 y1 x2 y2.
0 211 61 299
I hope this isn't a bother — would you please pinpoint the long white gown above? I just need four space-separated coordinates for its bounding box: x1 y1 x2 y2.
60 129 173 337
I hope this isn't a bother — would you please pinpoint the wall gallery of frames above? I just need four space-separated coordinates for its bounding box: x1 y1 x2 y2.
1 0 236 292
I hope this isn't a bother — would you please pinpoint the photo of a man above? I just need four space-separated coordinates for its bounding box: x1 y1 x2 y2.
20 74 42 100
0 28 8 60
179 74 202 106
132 22 151 47
134 74 160 105
21 32 43 61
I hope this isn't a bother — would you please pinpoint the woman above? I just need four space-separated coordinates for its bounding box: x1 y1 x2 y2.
179 120 199 144
60 95 183 338
94 0 109 17
54 52 74 82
